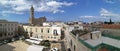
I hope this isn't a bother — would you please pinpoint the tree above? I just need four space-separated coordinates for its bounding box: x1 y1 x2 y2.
17 26 29 39
23 31 29 39
109 18 113 24
40 40 50 47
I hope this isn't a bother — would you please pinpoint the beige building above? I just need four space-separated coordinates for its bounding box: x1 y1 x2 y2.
0 20 18 40
64 23 120 51
64 25 91 51
23 25 61 41
64 24 103 51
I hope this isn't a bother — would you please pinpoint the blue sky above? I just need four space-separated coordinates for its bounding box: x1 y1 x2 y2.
0 0 120 23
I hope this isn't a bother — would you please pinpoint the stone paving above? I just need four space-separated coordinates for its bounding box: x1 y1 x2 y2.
0 40 30 51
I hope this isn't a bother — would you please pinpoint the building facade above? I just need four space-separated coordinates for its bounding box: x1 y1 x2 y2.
0 20 18 40
23 25 61 41
64 24 120 51
64 25 91 51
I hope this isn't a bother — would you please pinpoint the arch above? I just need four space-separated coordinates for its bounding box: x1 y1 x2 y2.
53 29 58 35
74 45 76 51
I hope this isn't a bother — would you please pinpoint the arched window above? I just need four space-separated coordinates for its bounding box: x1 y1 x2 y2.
41 36 43 38
36 28 37 32
68 48 71 51
0 34 2 37
30 28 32 32
4 33 7 36
35 34 38 38
41 28 43 33
26 28 27 31
47 28 50 33
74 45 76 51
53 29 58 35
30 32 33 37
70 40 72 46
90 33 92 39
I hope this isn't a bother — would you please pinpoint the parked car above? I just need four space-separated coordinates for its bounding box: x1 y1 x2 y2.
3 40 8 44
12 38 15 42
0 41 4 46
50 48 59 51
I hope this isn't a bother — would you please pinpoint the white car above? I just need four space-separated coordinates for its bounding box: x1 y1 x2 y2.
50 48 59 51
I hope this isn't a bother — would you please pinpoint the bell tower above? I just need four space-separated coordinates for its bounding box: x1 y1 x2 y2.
29 5 34 25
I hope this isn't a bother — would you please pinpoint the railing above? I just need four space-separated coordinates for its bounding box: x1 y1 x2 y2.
69 33 97 51
70 32 120 51
98 43 120 51
102 33 120 40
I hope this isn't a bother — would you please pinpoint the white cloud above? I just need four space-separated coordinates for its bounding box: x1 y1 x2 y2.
46 1 73 6
80 16 96 18
100 8 120 17
80 16 107 19
34 1 74 13
104 0 115 4
79 8 120 22
79 15 107 22
2 11 23 14
0 0 74 14
104 0 120 4
100 8 120 22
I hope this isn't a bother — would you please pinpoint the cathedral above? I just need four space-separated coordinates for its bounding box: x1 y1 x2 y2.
29 5 46 26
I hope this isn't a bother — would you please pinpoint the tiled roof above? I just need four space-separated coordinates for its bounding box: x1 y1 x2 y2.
102 24 120 29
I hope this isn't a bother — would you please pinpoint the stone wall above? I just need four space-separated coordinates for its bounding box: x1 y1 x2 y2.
64 29 91 51
101 28 120 36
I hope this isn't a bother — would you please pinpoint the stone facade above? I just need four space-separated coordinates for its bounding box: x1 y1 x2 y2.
23 25 61 41
91 31 101 40
0 20 18 40
64 26 91 51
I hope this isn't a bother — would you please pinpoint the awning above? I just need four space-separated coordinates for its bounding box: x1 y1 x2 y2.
30 37 43 41
27 45 44 51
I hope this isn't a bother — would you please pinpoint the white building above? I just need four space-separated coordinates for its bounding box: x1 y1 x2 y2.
43 22 51 26
23 25 62 41
90 31 101 40
43 21 64 27
68 25 84 32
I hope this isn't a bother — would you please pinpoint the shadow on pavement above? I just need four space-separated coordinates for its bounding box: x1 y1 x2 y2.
0 43 16 51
